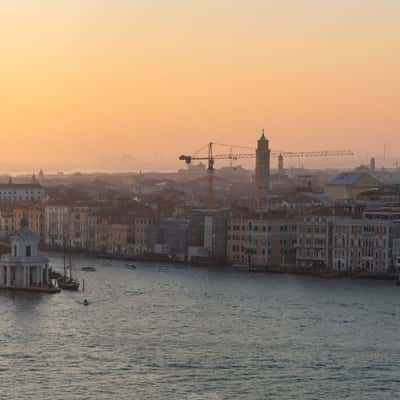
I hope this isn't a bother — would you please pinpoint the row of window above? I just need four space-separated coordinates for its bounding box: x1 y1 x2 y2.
229 224 297 232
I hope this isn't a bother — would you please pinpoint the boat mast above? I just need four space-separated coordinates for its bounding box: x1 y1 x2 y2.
63 237 66 277
69 240 73 279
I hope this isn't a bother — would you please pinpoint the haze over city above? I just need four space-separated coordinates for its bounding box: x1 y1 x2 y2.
1 0 399 172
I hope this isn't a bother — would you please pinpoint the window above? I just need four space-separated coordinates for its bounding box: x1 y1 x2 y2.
26 246 31 257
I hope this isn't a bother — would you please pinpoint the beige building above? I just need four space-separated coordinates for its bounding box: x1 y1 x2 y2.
227 215 296 268
325 172 382 201
95 218 129 255
296 215 332 271
45 205 70 248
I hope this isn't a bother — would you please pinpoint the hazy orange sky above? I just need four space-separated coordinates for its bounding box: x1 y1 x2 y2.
1 1 399 172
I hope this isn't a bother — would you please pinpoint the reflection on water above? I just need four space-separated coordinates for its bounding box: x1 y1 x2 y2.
0 253 400 399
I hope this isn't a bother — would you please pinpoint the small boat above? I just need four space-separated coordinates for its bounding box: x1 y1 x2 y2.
320 272 341 279
126 263 136 269
58 276 80 291
81 266 96 272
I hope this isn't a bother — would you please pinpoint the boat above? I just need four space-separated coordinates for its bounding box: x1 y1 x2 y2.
57 240 80 291
81 266 96 272
126 263 136 269
58 276 80 291
320 272 341 279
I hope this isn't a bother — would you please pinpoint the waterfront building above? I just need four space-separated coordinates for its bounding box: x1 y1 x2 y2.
95 220 129 254
44 204 70 248
203 210 228 263
188 210 206 248
132 216 154 256
331 218 400 273
87 211 97 251
0 182 47 203
0 219 57 292
255 130 271 209
296 215 333 271
68 206 90 250
147 217 190 261
227 213 297 268
393 237 400 271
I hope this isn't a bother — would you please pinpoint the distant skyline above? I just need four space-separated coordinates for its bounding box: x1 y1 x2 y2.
1 1 399 173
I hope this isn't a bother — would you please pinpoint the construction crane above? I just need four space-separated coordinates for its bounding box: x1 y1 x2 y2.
179 142 354 209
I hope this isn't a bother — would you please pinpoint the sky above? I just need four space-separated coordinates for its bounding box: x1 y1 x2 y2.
0 0 399 173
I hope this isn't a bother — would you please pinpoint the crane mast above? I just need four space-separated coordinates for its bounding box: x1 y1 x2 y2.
179 140 354 209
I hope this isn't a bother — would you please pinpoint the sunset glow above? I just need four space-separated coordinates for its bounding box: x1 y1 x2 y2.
1 0 399 172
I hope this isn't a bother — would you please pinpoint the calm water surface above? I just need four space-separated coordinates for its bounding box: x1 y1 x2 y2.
0 254 400 399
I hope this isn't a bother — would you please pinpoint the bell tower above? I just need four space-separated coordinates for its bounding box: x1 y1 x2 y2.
255 129 270 209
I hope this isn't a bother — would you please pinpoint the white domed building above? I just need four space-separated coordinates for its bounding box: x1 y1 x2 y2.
0 219 59 293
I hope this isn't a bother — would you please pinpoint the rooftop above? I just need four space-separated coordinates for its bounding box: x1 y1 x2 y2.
0 183 43 189
327 172 381 186
13 227 40 242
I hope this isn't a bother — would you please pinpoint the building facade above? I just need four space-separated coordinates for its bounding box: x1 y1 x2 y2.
227 215 297 268
331 218 400 273
204 212 228 262
95 220 129 254
45 205 70 248
296 215 332 271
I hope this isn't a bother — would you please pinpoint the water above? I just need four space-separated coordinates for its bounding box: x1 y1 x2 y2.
0 254 400 399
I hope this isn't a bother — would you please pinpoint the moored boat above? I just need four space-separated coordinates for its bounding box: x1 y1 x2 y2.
57 240 80 291
58 277 80 291
320 272 342 279
81 266 96 272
